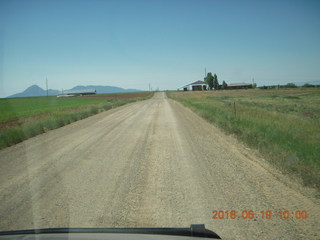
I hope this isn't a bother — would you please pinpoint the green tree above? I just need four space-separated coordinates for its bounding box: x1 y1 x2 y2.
252 83 257 89
222 80 228 89
213 74 219 90
204 72 214 90
286 83 297 88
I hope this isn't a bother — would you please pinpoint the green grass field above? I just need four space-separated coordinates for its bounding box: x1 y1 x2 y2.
0 92 152 149
167 88 320 193
1 97 108 124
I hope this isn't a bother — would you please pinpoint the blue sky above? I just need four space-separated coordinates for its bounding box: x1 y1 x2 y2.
1 0 319 97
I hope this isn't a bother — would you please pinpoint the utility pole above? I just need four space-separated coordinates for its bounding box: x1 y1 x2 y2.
205 67 207 77
46 77 48 97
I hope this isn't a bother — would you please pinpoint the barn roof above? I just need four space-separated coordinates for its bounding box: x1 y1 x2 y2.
186 80 207 86
228 82 251 87
60 89 96 95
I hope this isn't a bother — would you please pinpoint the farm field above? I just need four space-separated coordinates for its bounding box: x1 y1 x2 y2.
167 88 320 193
0 92 152 149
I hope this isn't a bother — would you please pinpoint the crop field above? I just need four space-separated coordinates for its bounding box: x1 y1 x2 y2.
0 92 152 149
167 88 320 192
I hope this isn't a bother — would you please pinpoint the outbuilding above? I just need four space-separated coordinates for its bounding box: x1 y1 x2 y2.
227 83 252 89
179 80 208 91
57 89 96 97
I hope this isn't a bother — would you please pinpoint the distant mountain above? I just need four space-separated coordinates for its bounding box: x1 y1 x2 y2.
293 80 320 86
7 84 143 98
71 85 142 94
7 85 59 98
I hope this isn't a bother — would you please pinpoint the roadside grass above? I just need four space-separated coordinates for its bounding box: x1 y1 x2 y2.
0 92 153 149
167 88 320 192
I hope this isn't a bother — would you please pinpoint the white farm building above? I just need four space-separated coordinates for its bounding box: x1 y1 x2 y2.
178 80 209 91
57 89 96 97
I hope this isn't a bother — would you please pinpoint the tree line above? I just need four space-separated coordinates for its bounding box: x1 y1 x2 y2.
204 72 228 90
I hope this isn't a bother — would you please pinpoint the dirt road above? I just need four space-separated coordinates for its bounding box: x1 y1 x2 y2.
0 92 319 239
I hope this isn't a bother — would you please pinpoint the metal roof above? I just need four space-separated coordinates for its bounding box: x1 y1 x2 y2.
60 89 96 95
187 80 207 86
228 83 251 87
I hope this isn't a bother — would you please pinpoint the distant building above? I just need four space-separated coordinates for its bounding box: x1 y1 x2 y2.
179 80 208 91
227 83 252 90
57 89 96 97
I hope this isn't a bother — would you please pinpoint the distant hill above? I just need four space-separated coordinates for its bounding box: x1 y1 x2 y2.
7 85 143 98
293 80 320 86
7 85 60 98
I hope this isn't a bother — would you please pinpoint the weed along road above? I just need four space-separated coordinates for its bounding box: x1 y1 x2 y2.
0 92 319 239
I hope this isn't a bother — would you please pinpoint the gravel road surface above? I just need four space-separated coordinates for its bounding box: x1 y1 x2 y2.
0 92 319 239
